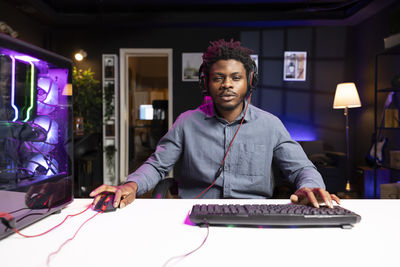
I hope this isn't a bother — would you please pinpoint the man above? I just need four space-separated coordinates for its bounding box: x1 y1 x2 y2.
91 39 340 209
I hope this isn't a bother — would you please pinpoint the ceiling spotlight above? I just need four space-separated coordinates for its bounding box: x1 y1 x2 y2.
74 50 87 61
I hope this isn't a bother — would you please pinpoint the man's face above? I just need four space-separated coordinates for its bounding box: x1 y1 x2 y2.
208 59 248 113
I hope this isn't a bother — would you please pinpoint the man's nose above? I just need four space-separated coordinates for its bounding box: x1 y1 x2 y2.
221 77 233 88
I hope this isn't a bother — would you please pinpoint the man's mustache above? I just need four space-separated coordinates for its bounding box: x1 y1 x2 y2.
218 90 237 97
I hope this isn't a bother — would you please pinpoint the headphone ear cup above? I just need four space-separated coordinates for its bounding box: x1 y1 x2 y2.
251 71 258 90
248 61 258 91
198 64 208 95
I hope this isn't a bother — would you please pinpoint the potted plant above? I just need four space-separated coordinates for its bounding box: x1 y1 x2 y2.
72 67 102 135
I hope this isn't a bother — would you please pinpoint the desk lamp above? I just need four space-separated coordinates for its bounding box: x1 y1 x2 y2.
333 82 362 192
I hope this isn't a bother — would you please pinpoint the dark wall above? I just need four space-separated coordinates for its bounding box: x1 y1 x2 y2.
0 0 49 47
240 27 347 153
51 25 350 152
50 26 240 119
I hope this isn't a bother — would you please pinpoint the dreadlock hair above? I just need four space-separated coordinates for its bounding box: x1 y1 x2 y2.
201 39 254 80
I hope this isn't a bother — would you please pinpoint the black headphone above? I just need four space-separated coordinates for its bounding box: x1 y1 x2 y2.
199 59 258 95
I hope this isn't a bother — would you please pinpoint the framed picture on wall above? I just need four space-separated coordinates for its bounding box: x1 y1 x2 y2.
283 51 307 81
182 53 203 81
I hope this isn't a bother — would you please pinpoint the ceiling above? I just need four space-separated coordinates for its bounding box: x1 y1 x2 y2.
4 0 397 28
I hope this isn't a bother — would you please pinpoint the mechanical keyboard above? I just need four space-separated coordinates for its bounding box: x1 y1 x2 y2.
189 204 361 229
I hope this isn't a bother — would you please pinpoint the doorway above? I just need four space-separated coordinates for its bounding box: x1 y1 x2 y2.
119 49 173 182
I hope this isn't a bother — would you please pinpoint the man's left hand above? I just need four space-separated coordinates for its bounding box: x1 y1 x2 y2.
290 187 340 208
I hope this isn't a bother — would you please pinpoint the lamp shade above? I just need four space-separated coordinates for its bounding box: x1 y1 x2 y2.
333 82 362 109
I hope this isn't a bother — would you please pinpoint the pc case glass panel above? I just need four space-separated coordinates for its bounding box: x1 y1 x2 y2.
0 36 73 240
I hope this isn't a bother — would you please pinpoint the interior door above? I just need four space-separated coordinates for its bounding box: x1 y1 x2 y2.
119 49 172 182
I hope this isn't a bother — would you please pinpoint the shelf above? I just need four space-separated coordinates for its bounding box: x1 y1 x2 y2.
377 127 400 130
377 88 400 92
372 52 400 198
102 54 119 186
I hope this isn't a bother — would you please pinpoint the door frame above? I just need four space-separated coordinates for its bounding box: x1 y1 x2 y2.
119 48 173 182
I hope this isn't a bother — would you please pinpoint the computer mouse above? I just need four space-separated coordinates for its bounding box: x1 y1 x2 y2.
26 193 52 209
93 193 117 212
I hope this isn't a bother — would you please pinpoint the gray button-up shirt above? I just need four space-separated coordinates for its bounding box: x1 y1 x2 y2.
126 101 325 198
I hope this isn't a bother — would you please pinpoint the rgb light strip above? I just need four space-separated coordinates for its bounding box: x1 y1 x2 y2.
13 55 38 122
9 55 19 121
23 61 35 122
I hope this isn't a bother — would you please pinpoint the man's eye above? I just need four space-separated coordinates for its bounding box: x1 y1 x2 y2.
213 77 223 81
233 76 242 81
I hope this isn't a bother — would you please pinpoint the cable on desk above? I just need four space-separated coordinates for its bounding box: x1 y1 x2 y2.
1 203 105 267
46 211 101 267
13 204 92 238
162 221 209 267
7 207 30 214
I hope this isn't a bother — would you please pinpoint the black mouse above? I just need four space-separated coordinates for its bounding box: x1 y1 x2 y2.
26 193 52 209
93 193 117 212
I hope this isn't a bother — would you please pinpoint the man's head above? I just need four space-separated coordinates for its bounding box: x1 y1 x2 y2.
199 40 258 121
199 39 257 95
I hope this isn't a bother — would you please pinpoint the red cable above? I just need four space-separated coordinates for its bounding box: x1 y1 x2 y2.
195 92 253 199
162 222 209 267
14 204 92 238
46 211 101 267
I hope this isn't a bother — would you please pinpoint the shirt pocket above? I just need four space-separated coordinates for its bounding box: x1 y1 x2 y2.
236 143 266 176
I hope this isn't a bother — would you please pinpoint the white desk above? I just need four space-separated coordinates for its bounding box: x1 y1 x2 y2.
1 199 399 267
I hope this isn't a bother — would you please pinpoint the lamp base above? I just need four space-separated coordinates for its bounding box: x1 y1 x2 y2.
345 180 351 192
337 178 359 199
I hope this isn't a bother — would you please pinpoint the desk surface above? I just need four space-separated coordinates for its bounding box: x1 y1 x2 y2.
1 199 399 267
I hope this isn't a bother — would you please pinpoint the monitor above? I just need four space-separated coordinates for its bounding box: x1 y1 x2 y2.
139 104 153 120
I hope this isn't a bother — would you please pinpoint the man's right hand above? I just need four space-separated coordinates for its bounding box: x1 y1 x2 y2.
89 182 138 209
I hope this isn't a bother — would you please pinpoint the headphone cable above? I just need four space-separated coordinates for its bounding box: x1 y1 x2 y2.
195 91 253 199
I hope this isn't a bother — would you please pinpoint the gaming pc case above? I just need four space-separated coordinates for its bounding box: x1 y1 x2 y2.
0 33 73 239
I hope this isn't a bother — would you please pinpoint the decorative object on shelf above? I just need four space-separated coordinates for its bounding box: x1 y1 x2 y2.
333 82 362 192
384 91 399 128
389 6 400 35
74 117 84 136
390 150 400 170
105 124 115 136
0 21 18 38
72 67 102 134
104 145 116 176
385 7 400 49
103 81 115 121
104 57 114 78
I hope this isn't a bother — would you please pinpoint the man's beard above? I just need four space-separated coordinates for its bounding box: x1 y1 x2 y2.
214 94 245 112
